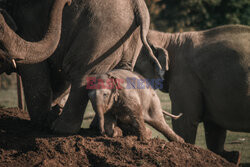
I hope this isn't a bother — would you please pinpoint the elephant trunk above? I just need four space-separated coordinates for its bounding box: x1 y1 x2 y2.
88 90 105 135
0 0 72 64
96 104 105 135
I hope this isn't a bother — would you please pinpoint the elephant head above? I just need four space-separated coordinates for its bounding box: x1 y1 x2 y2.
135 44 169 82
88 74 120 135
0 0 72 74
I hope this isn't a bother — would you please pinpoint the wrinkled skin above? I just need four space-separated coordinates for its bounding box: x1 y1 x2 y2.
1 0 161 133
0 0 72 128
135 25 250 164
88 69 184 142
0 0 71 64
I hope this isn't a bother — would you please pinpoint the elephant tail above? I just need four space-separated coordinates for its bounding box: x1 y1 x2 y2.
133 0 162 70
162 110 183 120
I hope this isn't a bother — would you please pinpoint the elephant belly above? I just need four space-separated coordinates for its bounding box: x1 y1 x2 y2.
205 79 250 132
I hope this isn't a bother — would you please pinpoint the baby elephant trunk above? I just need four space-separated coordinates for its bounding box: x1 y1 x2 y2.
88 90 106 135
96 105 105 135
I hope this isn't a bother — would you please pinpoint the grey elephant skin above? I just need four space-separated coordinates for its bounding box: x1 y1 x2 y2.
0 0 161 133
88 69 184 142
135 24 250 164
0 0 71 72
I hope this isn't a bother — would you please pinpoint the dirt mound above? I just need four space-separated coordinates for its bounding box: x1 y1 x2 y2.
0 108 235 167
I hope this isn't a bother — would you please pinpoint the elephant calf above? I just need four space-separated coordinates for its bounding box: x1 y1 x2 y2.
88 69 183 142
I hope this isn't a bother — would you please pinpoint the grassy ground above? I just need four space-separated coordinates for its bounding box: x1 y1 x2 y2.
1 87 249 166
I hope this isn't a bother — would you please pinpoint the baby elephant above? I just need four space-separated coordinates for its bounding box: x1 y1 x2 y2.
88 69 184 142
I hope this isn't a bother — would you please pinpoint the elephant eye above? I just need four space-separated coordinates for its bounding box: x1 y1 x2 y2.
103 92 109 98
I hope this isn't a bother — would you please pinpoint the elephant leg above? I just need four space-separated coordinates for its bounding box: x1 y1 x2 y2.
115 27 142 71
145 114 184 142
89 115 99 130
52 85 89 134
170 81 203 144
204 121 241 165
128 107 148 141
19 63 52 129
172 116 199 144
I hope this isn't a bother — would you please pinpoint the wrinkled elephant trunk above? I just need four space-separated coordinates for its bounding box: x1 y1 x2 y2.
96 104 105 135
0 0 71 64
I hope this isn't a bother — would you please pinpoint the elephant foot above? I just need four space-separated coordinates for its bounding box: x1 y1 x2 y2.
46 105 62 128
51 117 81 134
175 135 185 143
220 150 241 165
30 115 52 132
112 126 123 137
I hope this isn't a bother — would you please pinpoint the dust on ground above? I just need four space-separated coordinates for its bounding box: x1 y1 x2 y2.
0 108 235 167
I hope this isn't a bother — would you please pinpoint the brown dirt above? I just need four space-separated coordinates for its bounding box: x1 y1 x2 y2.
0 108 235 167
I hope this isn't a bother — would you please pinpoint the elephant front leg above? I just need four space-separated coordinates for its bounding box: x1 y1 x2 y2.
170 83 203 144
23 82 53 129
20 64 53 129
89 115 99 131
52 86 89 134
204 121 241 165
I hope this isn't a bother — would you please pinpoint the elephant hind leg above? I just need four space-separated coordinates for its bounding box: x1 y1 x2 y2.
204 121 241 165
145 116 184 143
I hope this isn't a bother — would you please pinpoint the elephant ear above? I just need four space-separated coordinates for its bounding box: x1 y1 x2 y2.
0 9 17 31
155 46 169 71
151 45 169 79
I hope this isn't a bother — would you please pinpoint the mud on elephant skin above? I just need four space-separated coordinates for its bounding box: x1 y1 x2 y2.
135 24 250 164
88 69 184 142
0 0 162 132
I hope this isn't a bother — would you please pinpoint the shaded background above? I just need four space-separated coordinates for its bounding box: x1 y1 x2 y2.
146 0 250 31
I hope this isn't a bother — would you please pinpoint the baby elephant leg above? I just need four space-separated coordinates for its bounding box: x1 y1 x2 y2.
128 107 148 141
146 113 184 142
145 96 184 142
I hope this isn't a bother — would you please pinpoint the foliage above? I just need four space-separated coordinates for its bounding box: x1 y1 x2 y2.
146 0 250 32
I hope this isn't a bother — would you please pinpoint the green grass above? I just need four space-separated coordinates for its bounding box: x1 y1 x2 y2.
0 88 18 108
1 87 249 165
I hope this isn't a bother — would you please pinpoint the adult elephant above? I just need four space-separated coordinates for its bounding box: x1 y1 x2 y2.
135 25 250 164
0 0 162 133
